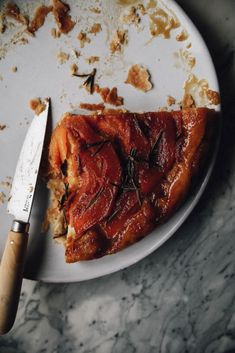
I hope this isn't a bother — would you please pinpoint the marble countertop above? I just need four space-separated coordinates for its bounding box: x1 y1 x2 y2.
1 0 235 352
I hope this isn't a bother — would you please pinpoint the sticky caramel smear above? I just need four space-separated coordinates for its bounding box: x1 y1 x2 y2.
125 64 152 92
183 74 220 106
149 7 180 39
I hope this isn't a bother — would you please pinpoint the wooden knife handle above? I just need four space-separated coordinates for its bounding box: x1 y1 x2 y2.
0 223 29 335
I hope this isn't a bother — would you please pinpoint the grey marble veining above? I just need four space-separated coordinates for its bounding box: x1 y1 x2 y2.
1 0 235 352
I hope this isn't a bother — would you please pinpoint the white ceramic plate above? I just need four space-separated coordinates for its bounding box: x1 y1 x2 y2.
0 0 220 282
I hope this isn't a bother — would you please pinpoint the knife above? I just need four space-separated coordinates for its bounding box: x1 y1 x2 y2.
0 99 50 335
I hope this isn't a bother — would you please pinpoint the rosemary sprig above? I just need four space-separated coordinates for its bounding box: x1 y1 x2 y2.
109 148 142 206
85 186 104 211
72 68 96 94
86 140 110 157
148 130 163 168
58 182 69 210
105 207 121 224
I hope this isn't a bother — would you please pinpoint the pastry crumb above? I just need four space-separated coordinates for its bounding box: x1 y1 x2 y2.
125 64 152 92
28 5 52 34
0 191 6 204
98 87 124 106
29 98 46 116
77 31 91 48
109 29 127 54
182 93 195 108
80 102 105 111
86 56 100 64
176 29 188 41
0 13 6 33
52 0 75 34
70 63 78 75
11 66 17 72
137 4 146 15
57 51 70 64
0 180 11 188
51 27 61 38
5 3 29 27
89 7 101 14
89 23 102 35
186 43 192 49
206 89 220 105
0 124 6 131
122 6 140 25
167 96 176 106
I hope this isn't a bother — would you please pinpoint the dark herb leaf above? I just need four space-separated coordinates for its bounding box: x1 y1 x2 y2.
60 160 68 176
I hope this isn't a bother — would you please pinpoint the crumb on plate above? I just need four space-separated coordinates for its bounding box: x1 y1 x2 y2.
51 27 61 38
0 13 6 33
52 0 75 34
57 51 69 64
11 66 17 72
89 7 101 14
181 93 195 108
0 124 6 131
122 6 140 25
109 29 127 54
70 63 78 75
77 31 91 48
86 56 100 64
97 86 124 106
125 64 152 92
89 23 102 35
29 98 46 115
28 5 53 34
176 29 188 41
5 2 29 27
206 89 220 105
146 0 157 9
167 95 176 106
0 191 6 204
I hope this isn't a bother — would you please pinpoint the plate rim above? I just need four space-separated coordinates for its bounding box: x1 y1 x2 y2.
22 0 221 283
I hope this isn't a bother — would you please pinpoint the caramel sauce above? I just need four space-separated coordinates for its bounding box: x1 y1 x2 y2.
28 5 52 34
149 8 180 38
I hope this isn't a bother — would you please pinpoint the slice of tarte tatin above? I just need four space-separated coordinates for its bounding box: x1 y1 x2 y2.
46 108 217 262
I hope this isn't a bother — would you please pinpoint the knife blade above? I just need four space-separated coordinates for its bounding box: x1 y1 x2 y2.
0 99 50 335
7 100 49 223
